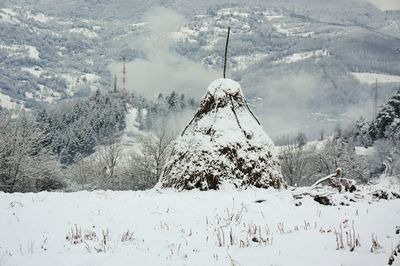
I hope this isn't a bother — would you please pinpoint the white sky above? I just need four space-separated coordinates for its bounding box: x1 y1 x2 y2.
365 0 400 10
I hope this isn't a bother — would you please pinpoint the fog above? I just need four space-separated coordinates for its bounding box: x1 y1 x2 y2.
108 7 219 100
108 7 376 140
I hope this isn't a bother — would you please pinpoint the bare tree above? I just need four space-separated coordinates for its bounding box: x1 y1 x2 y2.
0 111 62 192
98 138 124 186
278 134 309 186
308 138 369 184
122 121 175 189
65 154 104 191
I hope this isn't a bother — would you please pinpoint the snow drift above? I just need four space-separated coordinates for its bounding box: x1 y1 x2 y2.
159 78 286 190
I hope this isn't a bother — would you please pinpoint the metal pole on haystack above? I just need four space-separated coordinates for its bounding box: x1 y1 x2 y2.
223 27 231 79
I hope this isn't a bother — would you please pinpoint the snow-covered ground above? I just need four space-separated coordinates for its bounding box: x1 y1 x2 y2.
0 44 40 60
69 28 98 39
274 49 329 64
231 53 269 72
21 66 43 78
273 23 314 37
0 92 22 110
60 73 102 96
0 8 20 24
25 11 52 23
352 72 400 84
1 182 399 266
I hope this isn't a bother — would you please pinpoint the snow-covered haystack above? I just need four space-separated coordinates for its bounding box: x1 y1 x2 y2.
159 78 286 190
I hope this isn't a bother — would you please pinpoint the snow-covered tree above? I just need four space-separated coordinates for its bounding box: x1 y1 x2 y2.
351 89 400 179
39 91 126 164
362 88 400 143
0 110 63 192
278 134 309 186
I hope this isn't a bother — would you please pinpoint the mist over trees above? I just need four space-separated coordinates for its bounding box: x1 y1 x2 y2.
352 88 400 177
1 2 399 139
0 86 198 192
1 84 399 193
278 88 400 187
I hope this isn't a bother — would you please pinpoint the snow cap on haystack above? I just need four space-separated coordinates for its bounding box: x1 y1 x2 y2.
159 78 286 190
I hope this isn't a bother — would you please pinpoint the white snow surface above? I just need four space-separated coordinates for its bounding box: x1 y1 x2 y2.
355 146 377 156
25 11 52 23
273 23 314 37
0 92 22 110
21 66 43 78
274 49 329 64
206 78 242 99
0 183 400 266
182 78 275 149
231 53 269 72
70 28 98 38
125 107 140 136
0 44 40 60
352 72 400 84
0 8 20 24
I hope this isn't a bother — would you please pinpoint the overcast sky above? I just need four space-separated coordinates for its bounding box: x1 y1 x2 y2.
364 0 400 10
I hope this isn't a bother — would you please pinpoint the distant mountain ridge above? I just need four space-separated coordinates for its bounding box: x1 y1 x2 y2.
1 0 399 137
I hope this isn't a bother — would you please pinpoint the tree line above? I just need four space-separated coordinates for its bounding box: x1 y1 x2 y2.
0 88 198 192
279 88 400 186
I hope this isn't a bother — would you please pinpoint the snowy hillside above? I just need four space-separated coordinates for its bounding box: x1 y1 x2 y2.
0 183 399 266
352 72 400 85
1 0 400 136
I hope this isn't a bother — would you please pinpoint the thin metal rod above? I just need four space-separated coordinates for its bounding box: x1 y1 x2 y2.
223 27 230 79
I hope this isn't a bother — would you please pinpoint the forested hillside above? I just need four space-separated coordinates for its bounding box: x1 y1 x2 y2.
1 0 400 137
0 88 197 192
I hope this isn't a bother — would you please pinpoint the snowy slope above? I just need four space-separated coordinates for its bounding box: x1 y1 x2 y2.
352 72 400 85
0 92 23 110
0 185 399 266
1 1 400 138
273 49 329 64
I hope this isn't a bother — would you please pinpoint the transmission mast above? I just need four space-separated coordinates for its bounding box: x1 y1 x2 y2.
122 56 127 91
113 74 117 93
372 79 378 118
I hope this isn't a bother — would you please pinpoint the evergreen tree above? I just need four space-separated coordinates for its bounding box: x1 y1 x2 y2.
39 91 126 164
373 88 400 141
179 93 186 110
188 97 196 108
167 91 179 111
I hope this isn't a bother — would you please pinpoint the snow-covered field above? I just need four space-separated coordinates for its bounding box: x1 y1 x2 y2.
0 92 22 110
274 49 329 64
70 28 98 39
0 44 40 60
352 72 400 84
1 183 399 266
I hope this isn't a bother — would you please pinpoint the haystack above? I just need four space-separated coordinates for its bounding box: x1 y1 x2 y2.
159 78 286 190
